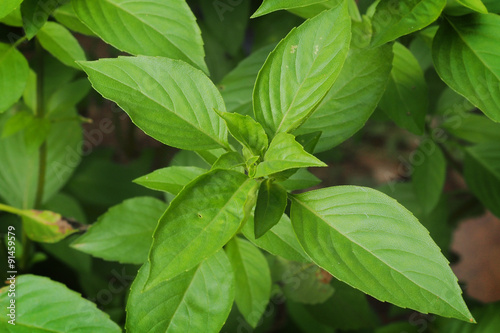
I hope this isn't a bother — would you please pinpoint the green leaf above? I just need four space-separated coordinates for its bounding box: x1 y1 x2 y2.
225 237 272 328
464 142 500 217
146 169 257 288
199 0 250 56
21 0 60 39
286 301 333 333
290 186 474 322
254 179 288 238
445 0 488 15
23 117 51 151
20 209 80 243
0 108 82 209
371 0 446 47
443 113 500 143
278 168 321 191
134 166 207 195
253 3 351 136
255 133 326 178
80 56 229 150
37 22 86 69
288 0 355 19
379 43 428 135
242 213 311 263
73 0 207 72
435 303 500 332
127 251 234 333
46 78 91 115
483 0 500 12
0 0 23 20
273 258 335 304
251 0 330 18
219 45 273 117
53 2 95 36
296 44 393 152
1 110 33 138
413 141 447 214
433 14 500 123
0 43 29 113
71 197 167 264
217 111 268 156
303 278 379 330
0 274 121 332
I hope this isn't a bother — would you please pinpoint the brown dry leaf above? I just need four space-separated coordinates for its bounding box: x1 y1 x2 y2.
452 211 500 303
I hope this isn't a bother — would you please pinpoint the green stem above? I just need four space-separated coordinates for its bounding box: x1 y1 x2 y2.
22 40 47 270
13 36 27 49
0 203 24 216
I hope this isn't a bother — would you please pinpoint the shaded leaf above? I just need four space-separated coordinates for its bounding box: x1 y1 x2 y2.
71 197 167 264
433 14 500 123
379 43 428 135
226 237 272 328
21 0 61 39
254 179 288 238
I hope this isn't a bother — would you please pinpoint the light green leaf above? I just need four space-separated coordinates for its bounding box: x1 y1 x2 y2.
254 179 288 238
445 0 488 15
413 141 446 214
379 43 428 135
71 197 167 264
290 186 474 322
73 0 207 72
37 22 86 69
0 0 23 20
296 44 393 152
127 251 234 333
80 56 229 150
255 133 326 178
0 108 82 209
211 152 245 171
134 166 207 195
217 111 268 156
253 3 351 136
278 168 321 191
0 43 29 113
242 213 310 263
0 274 121 332
219 45 273 117
20 209 80 243
21 0 57 39
251 0 330 18
443 113 500 143
288 0 360 20
226 237 271 328
464 142 500 217
146 169 257 288
53 2 95 36
1 110 33 138
433 14 500 123
371 0 446 47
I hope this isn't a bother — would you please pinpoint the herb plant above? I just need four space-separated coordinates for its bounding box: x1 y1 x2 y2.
1 0 500 332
